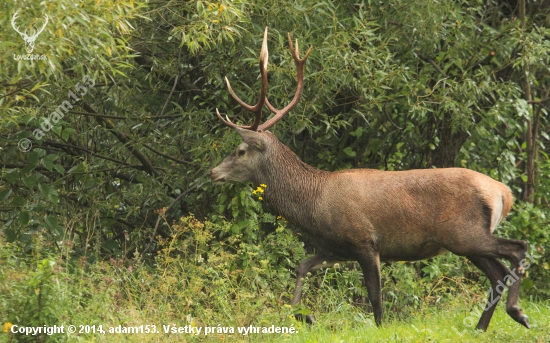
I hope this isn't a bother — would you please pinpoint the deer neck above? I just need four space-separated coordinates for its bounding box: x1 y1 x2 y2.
253 141 328 228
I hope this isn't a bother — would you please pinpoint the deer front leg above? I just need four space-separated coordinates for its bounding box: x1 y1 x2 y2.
357 250 383 326
292 253 339 323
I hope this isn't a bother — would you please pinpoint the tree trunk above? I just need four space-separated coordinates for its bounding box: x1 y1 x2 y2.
519 0 536 203
428 113 469 168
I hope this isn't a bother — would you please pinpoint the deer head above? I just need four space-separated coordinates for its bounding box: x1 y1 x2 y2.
211 27 312 184
11 10 49 53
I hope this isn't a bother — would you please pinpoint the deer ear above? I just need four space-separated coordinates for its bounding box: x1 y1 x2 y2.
235 128 266 151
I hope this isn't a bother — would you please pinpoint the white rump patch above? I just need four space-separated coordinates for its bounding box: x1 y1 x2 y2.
490 195 504 233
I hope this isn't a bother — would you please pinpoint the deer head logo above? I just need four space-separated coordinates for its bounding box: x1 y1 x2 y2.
11 10 49 53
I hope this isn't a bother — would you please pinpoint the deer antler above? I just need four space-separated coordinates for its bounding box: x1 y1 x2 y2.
216 27 311 132
259 33 312 131
216 27 269 131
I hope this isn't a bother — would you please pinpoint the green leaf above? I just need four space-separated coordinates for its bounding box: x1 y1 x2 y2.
61 128 71 141
521 278 534 290
27 151 40 166
34 148 47 157
19 211 30 225
54 164 65 175
101 240 120 252
21 163 37 174
68 162 86 174
5 171 18 185
52 125 62 136
38 182 59 203
3 229 17 242
343 147 356 157
42 154 58 171
23 175 37 189
0 188 12 202
45 216 63 237
42 159 54 171
349 127 363 138
11 196 25 207
100 218 117 227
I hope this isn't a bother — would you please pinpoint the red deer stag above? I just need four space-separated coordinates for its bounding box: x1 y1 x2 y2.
210 27 530 331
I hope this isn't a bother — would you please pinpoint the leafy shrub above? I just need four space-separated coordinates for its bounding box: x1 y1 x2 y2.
500 202 550 298
0 212 307 342
1 235 68 343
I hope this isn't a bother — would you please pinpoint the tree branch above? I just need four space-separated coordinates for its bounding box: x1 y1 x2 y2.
408 43 448 78
43 140 134 166
142 143 191 165
82 102 161 178
68 110 181 120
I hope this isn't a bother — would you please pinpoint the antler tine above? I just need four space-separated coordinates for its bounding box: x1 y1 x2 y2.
11 11 24 36
220 27 269 131
259 32 312 132
215 108 255 130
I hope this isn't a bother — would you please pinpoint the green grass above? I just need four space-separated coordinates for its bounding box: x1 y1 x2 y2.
281 301 550 343
2 226 549 343
40 299 549 342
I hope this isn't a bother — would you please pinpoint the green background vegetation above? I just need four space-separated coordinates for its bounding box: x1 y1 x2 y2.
1 0 549 341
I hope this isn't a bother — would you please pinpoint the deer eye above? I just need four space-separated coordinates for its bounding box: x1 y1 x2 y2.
238 149 245 156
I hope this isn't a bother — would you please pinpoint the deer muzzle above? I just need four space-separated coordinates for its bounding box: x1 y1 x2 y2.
210 169 226 185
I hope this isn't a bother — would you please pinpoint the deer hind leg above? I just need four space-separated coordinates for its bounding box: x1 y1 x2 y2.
445 236 530 329
467 257 511 331
292 253 340 324
494 237 530 329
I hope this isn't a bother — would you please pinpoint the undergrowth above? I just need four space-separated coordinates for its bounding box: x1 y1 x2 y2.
1 214 549 342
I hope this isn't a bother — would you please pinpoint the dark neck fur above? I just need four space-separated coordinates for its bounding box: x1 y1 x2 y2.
251 135 329 229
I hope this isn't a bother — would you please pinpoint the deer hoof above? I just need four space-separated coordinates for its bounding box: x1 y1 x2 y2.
294 313 314 324
518 314 530 329
508 306 530 329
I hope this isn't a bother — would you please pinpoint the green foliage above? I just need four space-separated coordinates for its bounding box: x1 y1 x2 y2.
0 236 66 342
0 216 306 341
2 0 549 258
1 0 550 339
500 202 550 297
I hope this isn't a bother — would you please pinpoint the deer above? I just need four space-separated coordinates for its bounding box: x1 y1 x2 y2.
210 27 531 331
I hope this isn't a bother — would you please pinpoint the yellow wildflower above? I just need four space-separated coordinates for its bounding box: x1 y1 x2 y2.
253 184 267 200
3 322 13 333
253 184 266 194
